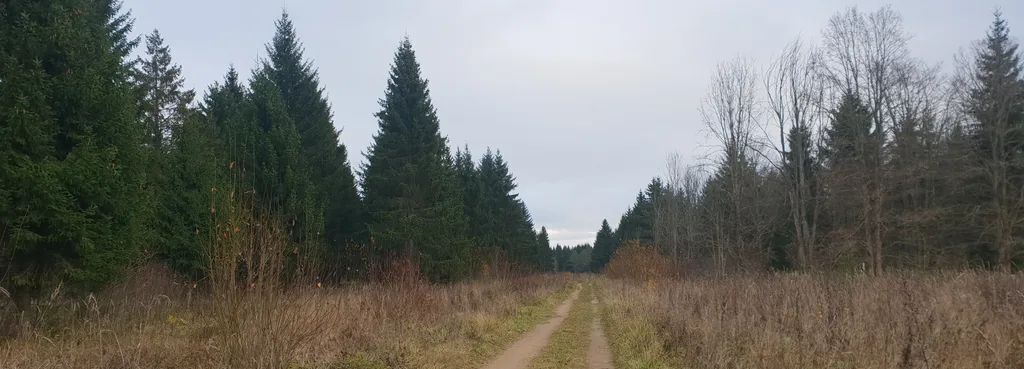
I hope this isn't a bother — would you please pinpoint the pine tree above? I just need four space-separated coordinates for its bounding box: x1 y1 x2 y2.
590 220 617 272
263 12 364 263
0 0 145 294
361 38 472 281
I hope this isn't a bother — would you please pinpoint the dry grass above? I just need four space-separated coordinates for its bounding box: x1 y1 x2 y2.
0 271 572 369
600 272 1024 369
0 192 576 369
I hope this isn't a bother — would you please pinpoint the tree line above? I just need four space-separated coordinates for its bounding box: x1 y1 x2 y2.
0 0 552 298
590 7 1024 275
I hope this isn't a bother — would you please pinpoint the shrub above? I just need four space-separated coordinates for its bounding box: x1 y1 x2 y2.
604 241 676 281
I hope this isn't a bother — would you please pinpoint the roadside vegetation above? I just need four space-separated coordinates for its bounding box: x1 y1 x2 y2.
600 245 1024 369
0 270 572 369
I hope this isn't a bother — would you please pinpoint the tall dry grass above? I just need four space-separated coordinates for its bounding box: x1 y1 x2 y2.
0 271 569 368
0 193 573 369
601 272 1024 369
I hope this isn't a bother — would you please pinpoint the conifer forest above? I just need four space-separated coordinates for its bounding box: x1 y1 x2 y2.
1 1 1023 368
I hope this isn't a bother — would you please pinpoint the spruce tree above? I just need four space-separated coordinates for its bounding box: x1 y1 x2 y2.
135 29 195 150
476 150 538 269
161 110 220 277
203 67 258 174
967 12 1024 270
821 92 873 168
0 0 145 294
454 146 482 241
361 38 472 281
133 30 204 276
590 220 617 272
263 12 364 260
616 178 661 245
248 73 320 260
536 227 552 271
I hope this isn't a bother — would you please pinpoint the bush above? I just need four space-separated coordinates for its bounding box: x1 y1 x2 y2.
604 241 676 281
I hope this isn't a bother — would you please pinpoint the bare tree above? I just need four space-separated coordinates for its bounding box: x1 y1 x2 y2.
656 154 707 269
820 6 912 275
700 57 770 273
763 39 827 270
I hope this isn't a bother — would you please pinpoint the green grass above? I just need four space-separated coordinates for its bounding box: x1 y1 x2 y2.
529 283 593 369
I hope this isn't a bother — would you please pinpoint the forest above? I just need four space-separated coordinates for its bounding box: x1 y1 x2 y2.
1 1 554 300
1 1 1023 369
580 7 1024 276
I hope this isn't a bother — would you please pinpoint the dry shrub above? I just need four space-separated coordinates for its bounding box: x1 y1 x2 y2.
604 241 676 281
478 250 515 280
601 271 1024 369
202 195 332 369
369 251 425 286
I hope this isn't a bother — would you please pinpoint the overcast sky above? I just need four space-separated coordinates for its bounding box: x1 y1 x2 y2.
125 0 1022 246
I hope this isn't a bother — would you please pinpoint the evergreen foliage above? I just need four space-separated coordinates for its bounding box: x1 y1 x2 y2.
474 149 540 269
590 220 617 272
263 12 364 267
536 227 552 271
361 38 472 281
0 0 146 293
133 29 203 276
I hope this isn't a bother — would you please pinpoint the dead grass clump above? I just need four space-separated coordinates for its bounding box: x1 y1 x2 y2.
600 272 1024 369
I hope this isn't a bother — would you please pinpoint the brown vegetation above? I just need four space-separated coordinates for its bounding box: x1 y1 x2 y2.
0 268 570 369
604 242 677 281
600 272 1024 369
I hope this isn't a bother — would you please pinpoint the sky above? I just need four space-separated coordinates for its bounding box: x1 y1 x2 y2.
125 0 1022 246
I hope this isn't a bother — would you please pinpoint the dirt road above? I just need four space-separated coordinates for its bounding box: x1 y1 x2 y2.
481 286 614 369
587 298 613 369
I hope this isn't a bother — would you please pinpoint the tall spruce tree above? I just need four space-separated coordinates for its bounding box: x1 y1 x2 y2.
476 149 538 269
161 109 220 278
536 227 552 271
248 72 321 264
204 67 258 174
133 29 204 276
454 146 482 241
0 0 145 294
967 12 1024 270
590 220 617 272
822 92 874 168
263 13 364 262
361 38 472 281
616 178 662 245
135 29 195 150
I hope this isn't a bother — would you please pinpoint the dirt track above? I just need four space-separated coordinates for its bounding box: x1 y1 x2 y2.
481 287 614 369
587 297 613 369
